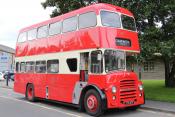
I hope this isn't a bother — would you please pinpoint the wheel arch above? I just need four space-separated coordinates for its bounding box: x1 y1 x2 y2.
79 84 107 111
25 83 33 96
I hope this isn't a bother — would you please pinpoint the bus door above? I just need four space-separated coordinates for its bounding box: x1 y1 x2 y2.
72 52 89 104
80 52 89 82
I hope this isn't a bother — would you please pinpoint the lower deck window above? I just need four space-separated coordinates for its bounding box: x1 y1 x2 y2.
66 58 77 72
26 62 35 73
47 60 59 73
20 62 26 73
16 62 19 72
35 61 46 73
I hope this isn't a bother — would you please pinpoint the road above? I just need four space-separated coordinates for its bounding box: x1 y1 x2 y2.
0 87 174 117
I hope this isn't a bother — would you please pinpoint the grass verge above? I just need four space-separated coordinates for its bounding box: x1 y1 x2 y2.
142 80 175 103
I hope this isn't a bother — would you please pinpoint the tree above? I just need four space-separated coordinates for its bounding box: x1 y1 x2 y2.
41 0 175 87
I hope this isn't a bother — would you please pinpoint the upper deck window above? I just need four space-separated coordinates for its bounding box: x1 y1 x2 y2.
37 25 48 38
101 11 121 28
79 12 97 29
63 16 77 33
121 15 136 31
28 29 37 40
18 32 27 43
49 21 62 36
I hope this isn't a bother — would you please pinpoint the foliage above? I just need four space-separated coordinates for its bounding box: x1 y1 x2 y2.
41 0 175 87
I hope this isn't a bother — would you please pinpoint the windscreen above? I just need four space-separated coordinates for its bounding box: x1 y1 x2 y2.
100 11 136 31
101 11 121 28
104 50 126 72
121 15 136 31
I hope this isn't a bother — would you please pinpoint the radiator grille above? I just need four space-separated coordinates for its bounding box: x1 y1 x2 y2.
119 80 137 101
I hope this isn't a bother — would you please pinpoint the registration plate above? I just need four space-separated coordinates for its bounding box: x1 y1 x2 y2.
124 101 134 105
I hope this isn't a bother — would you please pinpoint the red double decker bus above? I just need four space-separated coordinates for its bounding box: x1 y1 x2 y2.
14 3 144 116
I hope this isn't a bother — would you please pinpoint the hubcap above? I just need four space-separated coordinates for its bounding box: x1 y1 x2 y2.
87 95 98 111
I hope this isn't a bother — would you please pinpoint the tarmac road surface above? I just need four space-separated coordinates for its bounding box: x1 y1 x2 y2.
0 87 174 117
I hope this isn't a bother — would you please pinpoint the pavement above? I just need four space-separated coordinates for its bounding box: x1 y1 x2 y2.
0 80 14 89
0 81 175 116
141 100 175 114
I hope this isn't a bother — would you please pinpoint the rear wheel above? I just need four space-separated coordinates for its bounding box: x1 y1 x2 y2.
84 89 103 117
26 84 35 102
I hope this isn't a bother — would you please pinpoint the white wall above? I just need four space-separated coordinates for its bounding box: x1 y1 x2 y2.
0 51 14 72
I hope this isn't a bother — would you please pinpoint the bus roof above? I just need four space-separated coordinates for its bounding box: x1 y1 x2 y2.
20 3 134 33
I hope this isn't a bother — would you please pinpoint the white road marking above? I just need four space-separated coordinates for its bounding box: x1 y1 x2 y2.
0 95 82 117
138 109 175 117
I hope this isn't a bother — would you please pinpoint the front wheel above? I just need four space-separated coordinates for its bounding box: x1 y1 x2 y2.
26 84 35 102
84 89 104 117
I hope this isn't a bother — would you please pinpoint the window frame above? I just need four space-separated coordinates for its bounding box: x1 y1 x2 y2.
37 25 48 39
47 59 59 74
62 16 78 33
15 62 20 73
35 60 47 73
121 14 137 31
26 61 35 73
17 32 27 43
100 10 122 28
78 11 97 29
143 61 155 72
49 21 62 36
90 50 103 74
66 58 78 72
20 62 26 73
27 28 37 41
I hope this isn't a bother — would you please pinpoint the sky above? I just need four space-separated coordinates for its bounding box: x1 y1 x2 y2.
0 0 52 49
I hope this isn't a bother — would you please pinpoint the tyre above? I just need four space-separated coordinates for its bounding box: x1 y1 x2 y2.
26 84 35 102
84 89 104 117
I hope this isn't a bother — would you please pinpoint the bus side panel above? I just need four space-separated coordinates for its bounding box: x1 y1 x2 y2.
14 73 46 98
16 43 29 57
47 34 62 53
14 73 79 103
61 31 78 52
14 74 26 94
77 27 100 49
27 40 38 56
33 74 47 98
46 74 79 103
35 38 48 55
16 27 101 57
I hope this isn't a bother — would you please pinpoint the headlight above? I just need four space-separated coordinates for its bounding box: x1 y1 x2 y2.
138 85 143 91
112 86 117 93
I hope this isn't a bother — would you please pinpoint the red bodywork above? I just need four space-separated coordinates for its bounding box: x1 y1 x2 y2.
14 3 144 109
16 3 139 57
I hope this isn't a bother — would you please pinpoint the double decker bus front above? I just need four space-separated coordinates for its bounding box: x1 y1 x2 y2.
88 49 144 109
99 9 140 52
